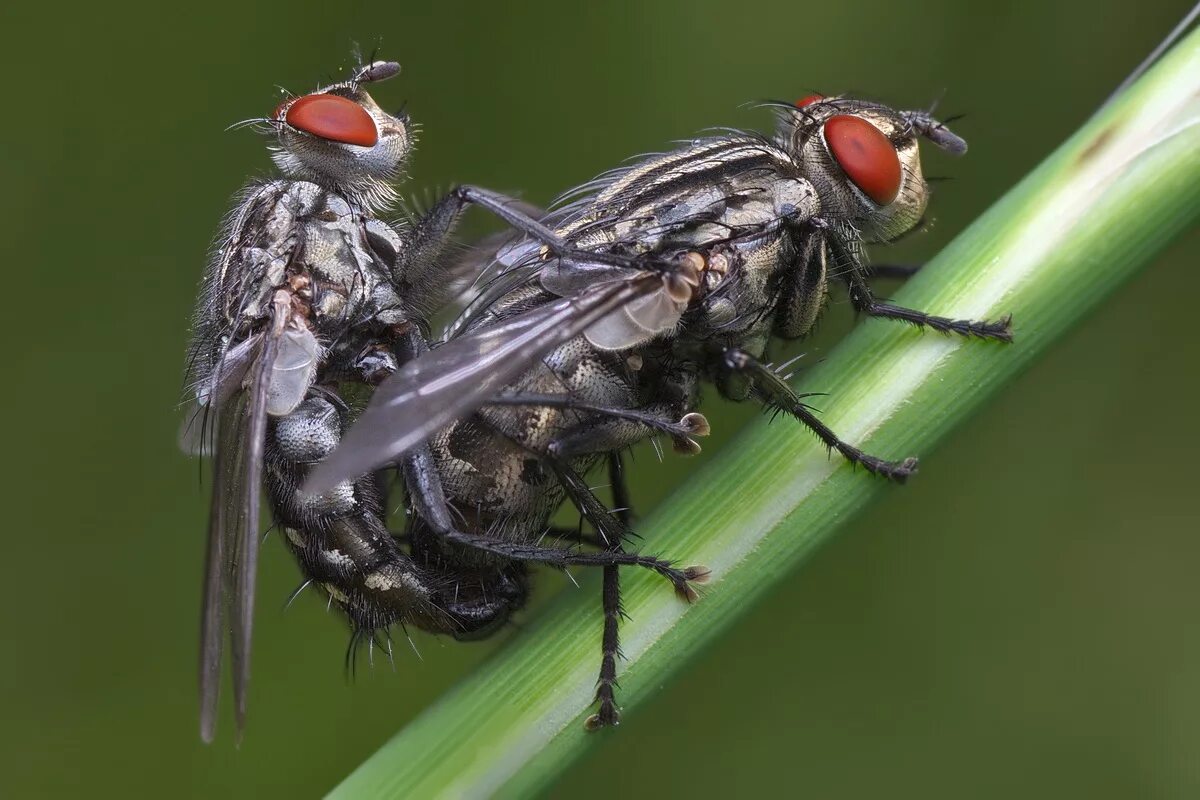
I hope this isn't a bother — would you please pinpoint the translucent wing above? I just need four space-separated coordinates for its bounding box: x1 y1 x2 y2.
474 247 687 352
538 249 644 296
303 274 661 494
584 286 685 350
198 311 283 744
179 336 261 457
197 386 240 743
266 327 319 416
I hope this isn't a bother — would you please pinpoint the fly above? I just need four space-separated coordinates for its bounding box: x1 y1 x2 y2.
181 59 651 742
303 93 1012 727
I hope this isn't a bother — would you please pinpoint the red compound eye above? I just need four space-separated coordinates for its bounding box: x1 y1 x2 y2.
283 94 378 147
824 115 901 206
795 93 823 108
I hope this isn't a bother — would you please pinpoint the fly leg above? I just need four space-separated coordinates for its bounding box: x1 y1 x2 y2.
396 185 662 291
486 392 710 456
502 363 703 460
720 348 920 482
539 453 708 728
826 232 1012 340
530 388 711 724
452 186 670 270
402 446 705 595
587 453 631 730
398 444 529 638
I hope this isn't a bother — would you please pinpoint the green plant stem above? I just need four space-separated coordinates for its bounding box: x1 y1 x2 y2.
330 30 1200 800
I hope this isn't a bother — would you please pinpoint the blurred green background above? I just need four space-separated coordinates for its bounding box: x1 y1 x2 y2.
3 1 1197 797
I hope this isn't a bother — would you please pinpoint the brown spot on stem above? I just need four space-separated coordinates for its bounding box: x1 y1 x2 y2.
1076 124 1116 165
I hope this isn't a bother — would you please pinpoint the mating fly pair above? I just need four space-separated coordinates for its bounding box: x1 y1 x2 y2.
304 95 1012 727
184 58 1011 738
180 60 686 742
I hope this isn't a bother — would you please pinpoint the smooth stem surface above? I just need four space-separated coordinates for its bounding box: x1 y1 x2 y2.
330 30 1200 800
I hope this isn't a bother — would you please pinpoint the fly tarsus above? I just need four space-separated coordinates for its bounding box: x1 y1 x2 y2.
723 348 920 482
829 227 1013 341
861 300 1013 341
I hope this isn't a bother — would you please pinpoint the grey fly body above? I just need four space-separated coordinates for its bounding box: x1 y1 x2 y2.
304 94 1012 728
180 60 660 742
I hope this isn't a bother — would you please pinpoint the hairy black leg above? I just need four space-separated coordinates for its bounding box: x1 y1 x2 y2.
586 453 631 730
391 186 544 291
403 447 702 592
546 457 708 600
721 348 919 482
486 392 709 455
397 185 667 287
433 526 698 588
828 234 1012 341
453 186 672 271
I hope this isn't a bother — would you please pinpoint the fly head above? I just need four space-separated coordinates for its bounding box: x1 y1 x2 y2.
779 95 967 243
270 61 411 209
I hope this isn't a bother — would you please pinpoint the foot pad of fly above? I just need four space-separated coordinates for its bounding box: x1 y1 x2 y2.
675 565 711 603
883 457 920 483
585 707 621 731
672 412 712 455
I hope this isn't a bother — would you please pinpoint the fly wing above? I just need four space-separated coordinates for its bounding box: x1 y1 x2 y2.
538 248 646 297
198 387 241 744
198 312 283 743
584 287 685 350
229 323 277 742
470 238 678 350
179 336 262 457
303 274 660 494
266 327 319 416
